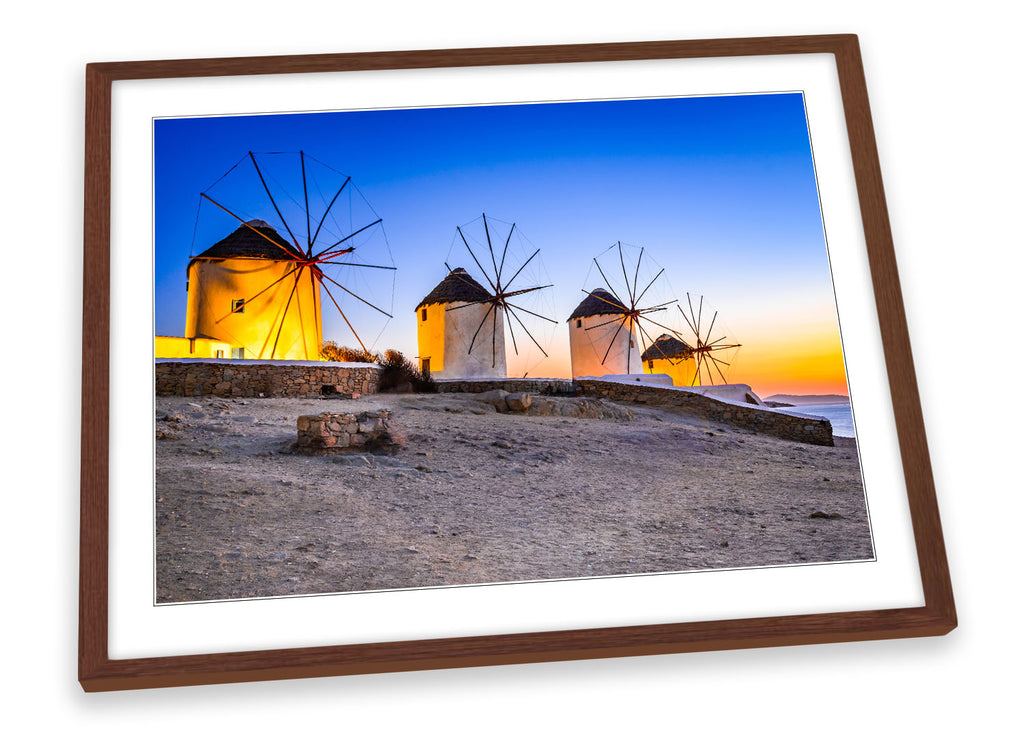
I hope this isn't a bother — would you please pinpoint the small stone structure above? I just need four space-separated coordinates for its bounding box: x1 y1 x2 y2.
294 409 394 454
156 359 380 398
575 379 834 446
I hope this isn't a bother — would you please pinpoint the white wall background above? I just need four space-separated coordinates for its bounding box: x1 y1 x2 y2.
1 1 1018 733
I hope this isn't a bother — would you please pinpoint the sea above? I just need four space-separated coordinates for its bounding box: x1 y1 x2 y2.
774 402 856 438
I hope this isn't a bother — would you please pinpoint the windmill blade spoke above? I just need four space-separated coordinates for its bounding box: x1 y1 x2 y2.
300 151 311 254
696 296 704 341
467 302 496 355
600 316 628 366
213 263 303 325
618 242 635 304
270 269 302 359
501 284 553 299
677 303 698 337
626 315 634 372
635 313 681 337
309 175 350 251
592 258 625 306
316 272 369 354
583 315 630 331
199 193 300 261
705 310 718 342
482 213 500 291
314 259 396 271
707 353 730 384
445 298 493 312
249 151 301 249
639 299 678 312
706 353 732 367
506 307 520 356
685 294 701 342
505 304 549 357
318 271 393 318
632 246 643 307
457 226 498 292
491 304 497 367
308 267 321 354
497 222 515 286
634 268 665 306
584 289 629 314
503 248 540 292
634 319 677 366
313 218 383 260
505 301 558 324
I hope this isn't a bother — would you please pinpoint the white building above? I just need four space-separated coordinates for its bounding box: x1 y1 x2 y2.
415 268 507 380
568 288 641 378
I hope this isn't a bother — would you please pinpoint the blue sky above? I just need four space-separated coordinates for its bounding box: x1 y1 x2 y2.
154 92 845 393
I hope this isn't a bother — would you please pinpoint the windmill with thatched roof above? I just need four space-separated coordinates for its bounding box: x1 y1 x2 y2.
567 288 642 378
415 267 506 379
416 214 557 380
159 151 396 362
641 333 696 385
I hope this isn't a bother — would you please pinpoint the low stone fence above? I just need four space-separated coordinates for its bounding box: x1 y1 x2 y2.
155 359 381 398
435 378 577 395
294 409 394 454
575 379 834 446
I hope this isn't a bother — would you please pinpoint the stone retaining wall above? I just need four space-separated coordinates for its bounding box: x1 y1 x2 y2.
155 359 381 398
575 379 834 446
436 378 577 395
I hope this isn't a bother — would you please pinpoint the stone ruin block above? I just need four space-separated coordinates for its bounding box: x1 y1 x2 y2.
294 409 394 454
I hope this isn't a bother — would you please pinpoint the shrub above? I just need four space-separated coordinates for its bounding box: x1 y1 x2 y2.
378 349 437 394
320 341 381 364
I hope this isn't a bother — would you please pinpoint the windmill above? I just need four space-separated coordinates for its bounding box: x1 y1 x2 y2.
677 293 742 386
185 151 396 361
417 214 555 379
569 242 684 378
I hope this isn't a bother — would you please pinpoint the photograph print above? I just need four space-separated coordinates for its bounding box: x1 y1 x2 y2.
153 91 874 604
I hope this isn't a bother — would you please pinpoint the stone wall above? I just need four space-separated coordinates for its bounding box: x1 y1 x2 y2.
155 359 381 398
436 378 577 395
294 409 394 454
575 379 834 446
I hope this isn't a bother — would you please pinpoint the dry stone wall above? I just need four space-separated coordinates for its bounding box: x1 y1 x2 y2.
575 379 834 446
294 409 394 454
155 359 380 398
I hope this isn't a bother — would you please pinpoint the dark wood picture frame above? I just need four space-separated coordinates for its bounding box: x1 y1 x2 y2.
80 34 955 692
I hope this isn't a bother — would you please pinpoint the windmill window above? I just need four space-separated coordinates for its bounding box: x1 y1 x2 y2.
231 298 245 314
421 308 428 322
576 319 582 328
648 360 654 370
231 347 245 360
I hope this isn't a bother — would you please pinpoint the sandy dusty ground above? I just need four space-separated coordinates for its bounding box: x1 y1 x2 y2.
155 393 873 603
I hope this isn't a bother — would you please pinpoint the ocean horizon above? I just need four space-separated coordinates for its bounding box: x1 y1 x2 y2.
774 402 855 438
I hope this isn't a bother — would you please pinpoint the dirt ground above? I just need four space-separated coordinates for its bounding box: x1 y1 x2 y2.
155 392 873 603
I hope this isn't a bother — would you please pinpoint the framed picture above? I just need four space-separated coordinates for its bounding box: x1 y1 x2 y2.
80 34 955 692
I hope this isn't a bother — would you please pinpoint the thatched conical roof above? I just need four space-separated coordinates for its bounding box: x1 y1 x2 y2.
641 333 695 361
568 289 628 321
416 268 492 309
190 220 304 267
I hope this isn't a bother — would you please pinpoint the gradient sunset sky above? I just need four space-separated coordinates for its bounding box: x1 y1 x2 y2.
154 92 850 398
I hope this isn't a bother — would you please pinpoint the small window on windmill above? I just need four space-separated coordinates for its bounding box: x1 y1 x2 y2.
231 347 245 360
231 298 245 314
648 360 654 370
576 319 582 328
421 308 428 322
